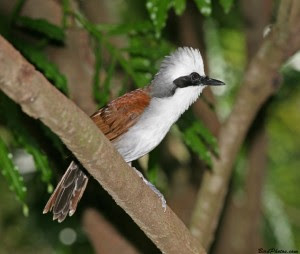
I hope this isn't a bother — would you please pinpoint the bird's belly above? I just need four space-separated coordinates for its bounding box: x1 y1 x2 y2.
112 120 170 162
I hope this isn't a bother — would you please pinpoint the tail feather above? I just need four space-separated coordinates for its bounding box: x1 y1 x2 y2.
43 161 89 222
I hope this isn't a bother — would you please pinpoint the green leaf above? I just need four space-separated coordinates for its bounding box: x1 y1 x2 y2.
117 55 145 87
72 12 143 87
147 149 161 185
62 0 71 28
177 111 218 168
0 137 27 203
147 162 159 185
92 41 116 107
71 12 102 41
0 94 53 187
10 0 26 25
181 126 212 167
172 0 186 15
126 34 173 87
194 120 219 156
127 34 173 60
194 0 212 16
146 0 170 38
134 73 152 88
13 40 68 95
16 16 65 42
25 144 52 184
129 57 151 71
219 0 234 13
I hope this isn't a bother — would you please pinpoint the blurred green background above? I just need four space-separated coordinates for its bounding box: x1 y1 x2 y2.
0 0 299 253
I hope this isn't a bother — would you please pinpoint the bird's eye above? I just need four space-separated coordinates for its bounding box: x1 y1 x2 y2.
190 72 200 82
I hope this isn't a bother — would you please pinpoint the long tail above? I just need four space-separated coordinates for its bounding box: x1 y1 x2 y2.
43 161 89 223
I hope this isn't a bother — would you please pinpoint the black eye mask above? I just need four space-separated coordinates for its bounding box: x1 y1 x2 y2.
173 72 225 88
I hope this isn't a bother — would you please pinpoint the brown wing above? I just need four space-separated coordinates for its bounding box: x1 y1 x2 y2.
90 88 151 141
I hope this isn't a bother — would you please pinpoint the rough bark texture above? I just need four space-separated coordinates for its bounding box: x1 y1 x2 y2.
189 0 300 250
0 36 205 254
213 129 267 254
241 0 273 57
212 0 272 251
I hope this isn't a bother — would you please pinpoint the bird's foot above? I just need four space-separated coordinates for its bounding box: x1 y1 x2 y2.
133 168 167 211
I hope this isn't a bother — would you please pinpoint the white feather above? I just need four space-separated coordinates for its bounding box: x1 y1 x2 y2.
159 47 205 80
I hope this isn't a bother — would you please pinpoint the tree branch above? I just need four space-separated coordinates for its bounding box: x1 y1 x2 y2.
189 0 300 250
213 128 267 254
0 36 205 254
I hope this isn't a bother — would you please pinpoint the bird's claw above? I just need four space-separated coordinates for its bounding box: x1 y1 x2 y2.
134 168 167 211
146 180 167 211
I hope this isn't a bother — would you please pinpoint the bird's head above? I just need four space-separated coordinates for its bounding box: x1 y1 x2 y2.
150 47 224 98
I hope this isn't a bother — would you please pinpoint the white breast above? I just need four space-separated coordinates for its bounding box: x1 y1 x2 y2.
113 86 204 162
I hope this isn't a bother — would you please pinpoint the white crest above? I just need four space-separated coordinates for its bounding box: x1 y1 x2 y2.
150 47 205 98
159 47 205 80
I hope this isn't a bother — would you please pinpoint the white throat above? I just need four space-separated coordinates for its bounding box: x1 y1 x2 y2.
148 85 203 123
114 85 204 162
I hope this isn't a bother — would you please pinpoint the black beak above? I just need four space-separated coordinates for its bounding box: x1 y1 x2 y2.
202 77 225 86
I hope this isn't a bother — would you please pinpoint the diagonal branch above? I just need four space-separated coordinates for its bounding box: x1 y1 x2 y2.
189 0 300 250
0 35 205 254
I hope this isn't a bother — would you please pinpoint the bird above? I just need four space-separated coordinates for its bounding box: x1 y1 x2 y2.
43 47 225 222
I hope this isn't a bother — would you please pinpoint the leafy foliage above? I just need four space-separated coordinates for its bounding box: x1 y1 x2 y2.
146 0 170 38
0 94 53 190
147 149 161 185
126 32 172 82
145 0 233 38
178 111 218 168
72 12 171 89
0 1 68 211
9 0 26 25
16 16 65 42
194 0 212 16
0 137 27 206
219 0 234 13
172 0 187 15
71 12 140 87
